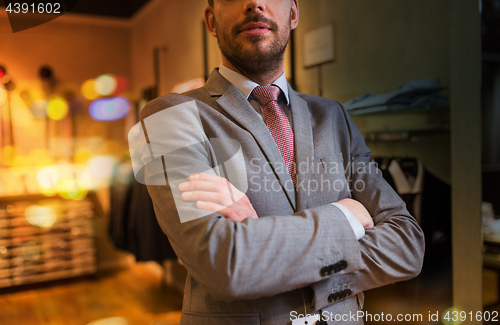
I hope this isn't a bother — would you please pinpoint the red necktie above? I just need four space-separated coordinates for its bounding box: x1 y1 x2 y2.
252 85 296 186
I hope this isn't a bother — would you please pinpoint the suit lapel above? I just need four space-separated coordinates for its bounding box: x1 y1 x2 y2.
205 70 296 210
289 87 314 212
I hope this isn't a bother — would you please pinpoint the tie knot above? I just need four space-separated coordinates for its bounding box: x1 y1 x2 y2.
252 85 281 107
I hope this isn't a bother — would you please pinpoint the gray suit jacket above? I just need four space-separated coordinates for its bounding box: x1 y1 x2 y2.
140 69 424 325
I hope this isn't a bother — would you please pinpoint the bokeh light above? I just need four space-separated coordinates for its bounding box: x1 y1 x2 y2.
27 149 54 167
116 163 134 185
29 100 48 119
113 76 129 95
1 145 17 166
37 166 59 196
47 97 68 120
94 74 117 96
88 155 118 179
12 106 34 128
22 242 41 261
25 205 57 227
442 307 464 325
0 88 6 105
20 90 32 105
74 147 93 164
89 97 130 121
81 79 100 100
57 178 88 200
9 155 27 168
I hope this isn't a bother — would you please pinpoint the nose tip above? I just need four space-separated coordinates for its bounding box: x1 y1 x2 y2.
245 2 264 13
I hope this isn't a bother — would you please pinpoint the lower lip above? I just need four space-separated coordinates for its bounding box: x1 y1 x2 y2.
240 28 270 36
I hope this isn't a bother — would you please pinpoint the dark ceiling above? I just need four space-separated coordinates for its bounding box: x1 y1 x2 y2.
0 0 152 18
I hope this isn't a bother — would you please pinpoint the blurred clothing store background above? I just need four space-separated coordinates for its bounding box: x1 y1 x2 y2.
0 0 496 324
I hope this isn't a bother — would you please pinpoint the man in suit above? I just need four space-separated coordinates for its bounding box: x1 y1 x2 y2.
138 0 424 324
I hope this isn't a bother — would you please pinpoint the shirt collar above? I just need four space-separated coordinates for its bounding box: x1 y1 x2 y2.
218 63 290 105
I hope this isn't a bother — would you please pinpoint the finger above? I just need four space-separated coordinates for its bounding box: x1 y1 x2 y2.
189 173 227 184
189 173 247 201
178 180 230 194
181 190 234 207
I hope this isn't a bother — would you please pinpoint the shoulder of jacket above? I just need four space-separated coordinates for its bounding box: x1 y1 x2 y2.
140 90 208 120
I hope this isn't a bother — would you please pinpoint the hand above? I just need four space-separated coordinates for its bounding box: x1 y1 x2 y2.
337 198 374 230
178 173 258 222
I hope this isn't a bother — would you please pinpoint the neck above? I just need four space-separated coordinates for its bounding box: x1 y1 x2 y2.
221 56 284 86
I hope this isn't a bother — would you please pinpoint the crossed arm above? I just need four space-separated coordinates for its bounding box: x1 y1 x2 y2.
179 172 374 231
141 95 424 303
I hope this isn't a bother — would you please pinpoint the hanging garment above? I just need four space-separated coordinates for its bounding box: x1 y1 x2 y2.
109 162 177 262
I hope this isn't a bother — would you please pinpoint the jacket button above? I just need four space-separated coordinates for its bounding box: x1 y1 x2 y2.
340 290 348 299
333 263 342 273
346 289 352 296
320 266 331 277
328 293 336 303
339 260 348 269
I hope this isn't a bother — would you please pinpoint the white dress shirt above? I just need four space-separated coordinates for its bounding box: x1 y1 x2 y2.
218 63 365 240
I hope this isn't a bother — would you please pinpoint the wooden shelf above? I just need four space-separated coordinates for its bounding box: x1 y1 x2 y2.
0 197 97 288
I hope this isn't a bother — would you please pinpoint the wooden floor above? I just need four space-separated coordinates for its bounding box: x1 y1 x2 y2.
0 263 183 325
1 262 498 325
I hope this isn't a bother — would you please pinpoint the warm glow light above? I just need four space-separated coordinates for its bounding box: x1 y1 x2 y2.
74 147 93 164
0 88 6 105
105 141 122 156
116 163 134 185
81 79 100 100
0 145 16 166
27 149 54 167
88 156 118 179
25 205 57 227
30 100 48 119
10 155 27 168
113 76 129 95
58 179 88 200
89 97 130 121
37 166 59 196
94 74 117 96
86 317 129 325
22 242 41 261
12 106 33 127
47 97 68 121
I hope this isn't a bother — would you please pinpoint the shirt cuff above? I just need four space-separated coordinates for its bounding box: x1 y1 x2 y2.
331 202 365 240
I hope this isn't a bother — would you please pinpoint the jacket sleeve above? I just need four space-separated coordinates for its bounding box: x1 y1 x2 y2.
140 95 364 301
310 103 425 311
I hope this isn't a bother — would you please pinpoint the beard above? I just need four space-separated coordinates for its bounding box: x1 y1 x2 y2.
215 13 290 77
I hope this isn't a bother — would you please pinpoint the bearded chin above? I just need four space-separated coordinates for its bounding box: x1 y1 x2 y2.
215 18 290 76
219 37 288 76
